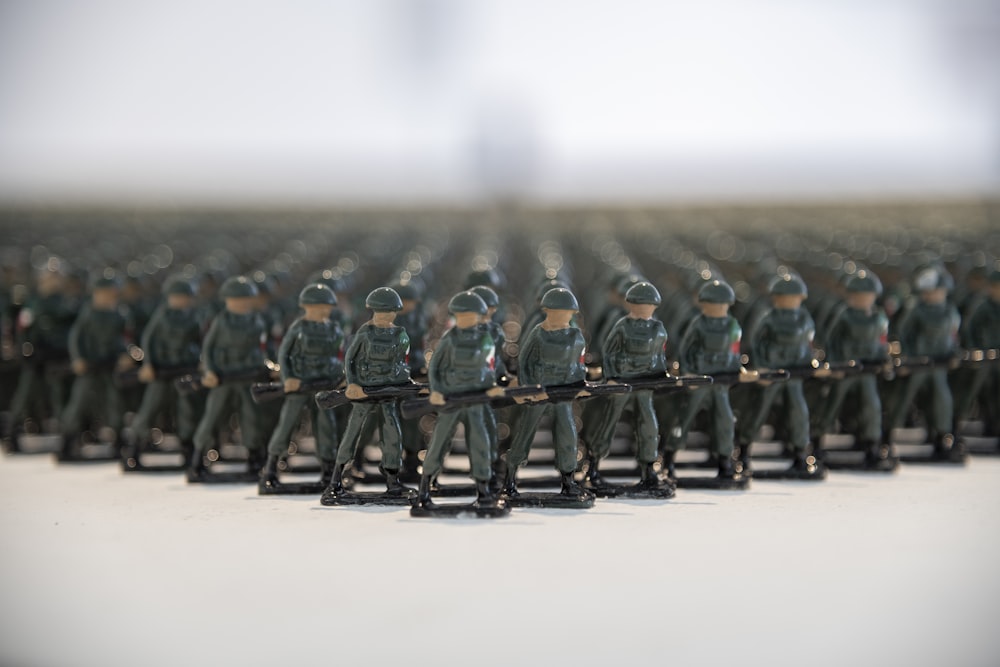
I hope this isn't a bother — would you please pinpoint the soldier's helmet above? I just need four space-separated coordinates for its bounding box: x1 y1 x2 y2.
390 280 421 301
465 268 502 290
219 276 259 299
540 288 580 311
163 275 196 297
534 278 570 303
616 273 646 297
470 285 500 309
448 291 488 315
625 282 662 306
299 283 337 306
698 280 736 305
365 287 403 312
92 269 122 290
846 272 883 296
309 269 348 295
769 274 808 298
912 264 954 292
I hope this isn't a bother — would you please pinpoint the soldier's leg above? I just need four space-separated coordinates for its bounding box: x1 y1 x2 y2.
8 365 40 426
550 402 580 474
632 390 659 464
855 375 882 443
589 392 632 460
130 379 169 436
814 378 852 439
985 368 1000 437
191 385 234 459
484 407 498 463
266 393 308 458
97 371 124 434
783 379 810 451
929 368 954 440
461 405 493 482
738 383 781 446
313 404 339 463
421 410 461 481
61 373 99 436
669 387 711 452
236 386 261 461
377 402 404 472
887 371 927 433
504 404 548 472
334 403 378 466
711 386 736 459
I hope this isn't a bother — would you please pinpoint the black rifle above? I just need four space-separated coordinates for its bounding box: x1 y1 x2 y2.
710 368 792 386
175 368 271 395
618 372 714 393
114 365 199 389
314 382 427 410
399 384 548 420
251 379 344 404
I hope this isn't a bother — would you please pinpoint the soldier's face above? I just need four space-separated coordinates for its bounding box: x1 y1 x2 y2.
226 296 256 315
303 304 334 321
372 311 397 327
626 303 657 320
167 294 194 310
920 288 947 305
542 308 575 328
846 291 877 312
699 302 729 318
91 287 119 310
453 312 480 329
772 294 804 310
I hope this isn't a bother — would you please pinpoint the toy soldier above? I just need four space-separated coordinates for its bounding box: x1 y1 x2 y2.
957 268 1000 443
503 287 592 506
412 291 508 517
584 282 673 498
886 264 963 462
260 283 345 491
321 287 413 504
737 275 824 479
664 280 746 487
471 284 509 478
123 275 202 470
393 280 429 479
812 273 894 470
58 271 134 461
187 276 269 482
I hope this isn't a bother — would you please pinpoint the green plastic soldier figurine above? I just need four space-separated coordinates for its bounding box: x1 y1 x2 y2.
260 283 345 490
187 276 269 481
471 284 508 478
59 271 134 460
737 274 823 478
665 280 745 484
886 264 963 461
813 273 894 469
584 282 672 497
321 287 412 502
124 275 203 469
412 291 507 515
503 287 591 502
393 279 429 479
956 268 1000 442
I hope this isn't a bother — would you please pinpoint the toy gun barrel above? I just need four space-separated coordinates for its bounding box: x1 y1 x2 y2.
620 373 714 393
114 365 198 388
251 379 344 404
174 369 270 395
314 382 427 410
399 384 546 420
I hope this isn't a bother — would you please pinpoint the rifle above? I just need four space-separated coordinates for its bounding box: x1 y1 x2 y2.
314 381 427 410
710 368 792 386
175 368 271 395
251 379 344 404
114 365 199 389
618 372 714 394
399 384 546 420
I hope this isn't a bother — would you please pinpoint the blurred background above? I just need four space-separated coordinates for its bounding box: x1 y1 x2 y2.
1 0 999 206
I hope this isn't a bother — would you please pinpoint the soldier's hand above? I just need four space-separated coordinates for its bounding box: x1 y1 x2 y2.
485 386 506 398
506 376 519 388
430 391 446 406
71 359 88 375
345 383 366 400
116 354 135 372
138 365 156 383
202 371 220 388
739 368 760 383
514 391 548 404
284 378 301 393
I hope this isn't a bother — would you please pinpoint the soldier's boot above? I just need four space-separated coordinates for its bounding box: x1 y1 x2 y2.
180 440 195 468
400 450 421 482
121 431 143 470
662 449 677 480
501 468 520 498
319 460 335 487
737 441 752 476
933 433 965 463
246 450 265 477
560 471 590 499
326 463 346 495
788 448 822 477
474 479 500 507
56 434 78 462
383 468 408 496
635 462 661 491
259 455 281 488
718 455 737 480
415 475 434 508
584 454 606 489
185 453 207 482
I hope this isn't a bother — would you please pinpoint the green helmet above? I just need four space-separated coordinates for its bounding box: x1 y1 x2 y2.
163 275 196 297
698 280 736 304
92 269 121 290
540 287 579 311
846 273 883 296
365 287 403 312
615 273 645 297
309 269 348 294
390 281 421 301
913 264 954 292
534 278 570 303
625 282 661 305
299 283 337 306
770 275 807 297
219 276 258 299
448 291 488 315
250 270 276 295
470 285 500 309
465 268 502 290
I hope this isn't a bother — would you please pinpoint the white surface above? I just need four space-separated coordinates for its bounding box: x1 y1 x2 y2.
1 453 999 667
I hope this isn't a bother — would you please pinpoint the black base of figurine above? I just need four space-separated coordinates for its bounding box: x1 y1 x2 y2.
585 481 675 499
186 469 259 484
748 462 827 481
409 498 510 518
278 461 322 475
898 451 967 465
54 448 120 464
121 457 188 473
673 475 750 490
258 479 327 495
503 491 595 509
320 487 417 506
823 456 899 473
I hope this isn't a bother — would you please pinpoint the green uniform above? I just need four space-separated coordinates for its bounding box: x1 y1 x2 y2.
586 316 667 463
397 307 429 460
958 297 1000 435
671 314 742 456
267 317 345 462
334 322 410 471
887 301 960 439
738 307 815 451
9 292 76 427
191 310 268 459
130 302 203 442
814 305 888 443
421 325 497 482
506 323 587 474
61 304 129 435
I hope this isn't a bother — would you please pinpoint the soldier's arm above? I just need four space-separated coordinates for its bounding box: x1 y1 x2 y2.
68 308 87 362
676 319 698 375
277 320 301 382
200 317 222 376
140 305 165 368
601 320 624 379
517 327 540 386
428 333 451 395
343 327 366 386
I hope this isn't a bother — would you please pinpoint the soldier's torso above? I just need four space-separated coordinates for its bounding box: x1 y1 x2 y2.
755 308 814 368
355 323 410 387
970 300 1000 349
209 310 266 373
605 317 667 379
76 306 127 365
149 306 201 368
829 307 888 362
524 326 586 386
686 315 742 374
397 309 428 371
21 293 75 353
289 319 345 381
905 302 958 357
438 326 497 393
